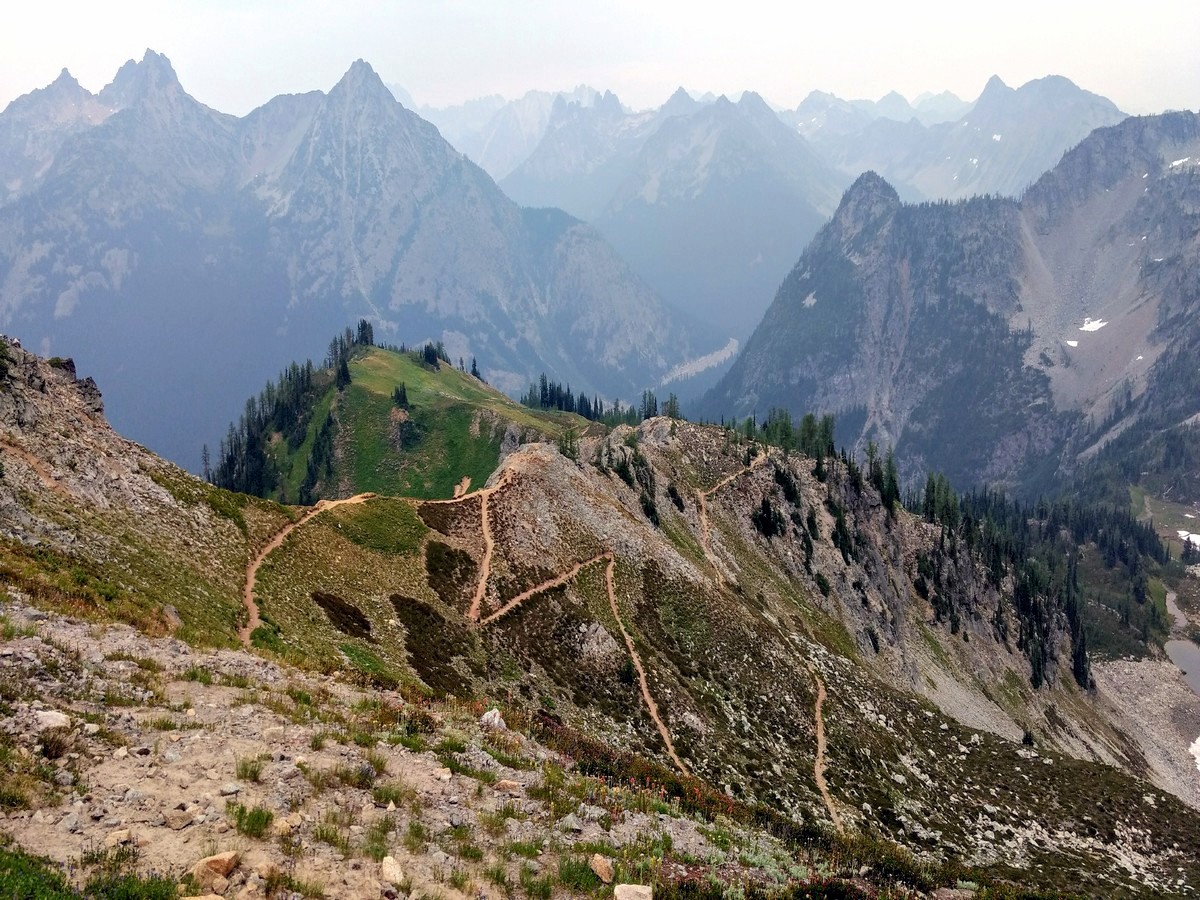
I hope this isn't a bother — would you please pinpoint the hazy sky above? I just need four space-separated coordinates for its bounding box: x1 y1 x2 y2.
2 1 1197 115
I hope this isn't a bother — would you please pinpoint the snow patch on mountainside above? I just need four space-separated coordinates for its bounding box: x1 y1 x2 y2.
660 338 738 385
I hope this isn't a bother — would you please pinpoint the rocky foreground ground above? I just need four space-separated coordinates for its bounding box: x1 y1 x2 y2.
0 596 978 900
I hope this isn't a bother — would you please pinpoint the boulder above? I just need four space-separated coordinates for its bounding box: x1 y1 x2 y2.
34 710 70 731
191 851 240 891
615 886 652 900
104 829 132 848
380 856 405 885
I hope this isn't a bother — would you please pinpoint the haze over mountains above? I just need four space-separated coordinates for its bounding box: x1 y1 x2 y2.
0 48 1160 473
440 74 1129 343
0 52 707 466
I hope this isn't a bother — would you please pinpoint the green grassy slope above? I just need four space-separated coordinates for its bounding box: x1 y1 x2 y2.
275 347 585 500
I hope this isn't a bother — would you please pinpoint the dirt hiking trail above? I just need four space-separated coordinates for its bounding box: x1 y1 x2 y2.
696 451 770 584
239 493 374 647
473 546 689 775
812 672 842 831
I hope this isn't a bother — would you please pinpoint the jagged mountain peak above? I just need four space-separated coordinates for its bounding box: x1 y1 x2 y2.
49 68 81 91
659 86 698 118
736 89 772 112
328 58 395 105
99 49 183 109
979 74 1012 97
595 89 623 115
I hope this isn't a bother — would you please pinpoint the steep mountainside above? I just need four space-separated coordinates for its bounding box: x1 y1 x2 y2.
0 52 701 468
804 76 1126 201
595 93 846 339
3 341 1200 896
430 86 601 182
0 69 112 203
709 111 1200 492
499 90 671 221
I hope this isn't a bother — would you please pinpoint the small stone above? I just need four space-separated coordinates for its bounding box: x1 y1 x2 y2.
165 809 193 830
558 813 584 832
380 856 405 885
891 773 907 786
219 783 242 797
614 886 652 900
479 709 507 730
84 723 101 736
113 747 128 760
589 855 614 884
54 770 75 787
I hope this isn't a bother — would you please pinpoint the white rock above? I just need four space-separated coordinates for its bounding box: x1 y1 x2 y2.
614 886 652 900
34 710 70 731
480 708 507 730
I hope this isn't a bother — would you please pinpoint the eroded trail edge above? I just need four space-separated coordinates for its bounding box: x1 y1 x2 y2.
239 493 373 647
464 470 515 622
812 672 842 831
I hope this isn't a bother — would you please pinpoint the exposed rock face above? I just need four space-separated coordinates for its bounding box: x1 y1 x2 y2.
709 112 1200 491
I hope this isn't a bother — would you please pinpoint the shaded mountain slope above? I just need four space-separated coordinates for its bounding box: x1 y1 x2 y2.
0 52 700 468
595 93 845 338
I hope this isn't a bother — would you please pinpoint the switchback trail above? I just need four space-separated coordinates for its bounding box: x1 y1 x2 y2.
464 470 515 621
811 671 842 832
480 553 612 625
239 493 374 647
419 468 515 623
475 547 689 775
696 451 770 584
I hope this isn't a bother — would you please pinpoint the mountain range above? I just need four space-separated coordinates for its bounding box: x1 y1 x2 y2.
0 52 706 467
492 76 1127 346
801 75 1127 201
708 111 1200 493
